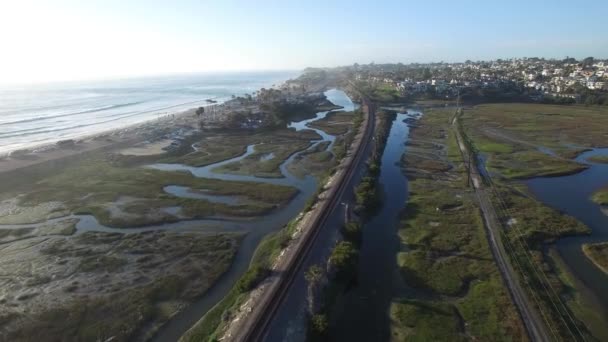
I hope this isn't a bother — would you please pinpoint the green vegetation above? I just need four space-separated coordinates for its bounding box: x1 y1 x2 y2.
78 254 128 273
333 109 363 161
4 232 240 342
392 107 527 340
490 182 589 242
287 110 357 179
305 108 397 339
461 103 608 179
353 81 403 103
459 103 607 340
591 188 608 205
486 150 587 179
0 151 298 227
340 221 362 245
475 139 514 154
305 221 363 341
354 176 381 213
181 218 300 342
163 140 246 167
308 111 355 135
183 112 362 341
549 248 608 341
354 110 396 215
308 313 330 341
287 142 334 179
212 140 311 178
582 243 608 275
329 241 359 282
391 299 465 341
587 155 608 164
165 127 319 166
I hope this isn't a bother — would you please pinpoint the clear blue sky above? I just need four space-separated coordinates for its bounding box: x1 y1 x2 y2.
1 0 607 83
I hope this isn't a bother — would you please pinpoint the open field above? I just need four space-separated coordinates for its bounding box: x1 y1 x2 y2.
0 230 241 342
582 243 608 275
393 107 527 340
461 103 608 179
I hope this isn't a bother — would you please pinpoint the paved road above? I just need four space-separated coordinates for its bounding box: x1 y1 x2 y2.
452 114 551 342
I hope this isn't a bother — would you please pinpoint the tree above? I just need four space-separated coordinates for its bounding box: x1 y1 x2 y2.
584 95 598 106
422 68 432 80
583 56 594 68
329 241 359 281
305 265 324 313
341 222 362 244
236 265 269 292
309 314 329 338
305 265 323 284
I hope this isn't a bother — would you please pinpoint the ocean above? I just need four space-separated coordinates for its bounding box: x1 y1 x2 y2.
0 71 299 155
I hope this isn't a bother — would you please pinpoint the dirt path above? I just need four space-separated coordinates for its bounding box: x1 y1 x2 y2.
453 113 551 342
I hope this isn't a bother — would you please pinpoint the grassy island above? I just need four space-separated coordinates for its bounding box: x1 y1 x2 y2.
587 155 608 164
582 243 608 275
591 188 608 206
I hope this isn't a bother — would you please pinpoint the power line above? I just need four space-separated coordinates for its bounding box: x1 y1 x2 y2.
484 174 586 341
452 117 560 341
454 110 585 341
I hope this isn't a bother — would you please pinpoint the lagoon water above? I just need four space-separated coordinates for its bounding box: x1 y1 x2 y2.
526 148 608 313
265 111 418 341
0 71 298 155
0 88 357 342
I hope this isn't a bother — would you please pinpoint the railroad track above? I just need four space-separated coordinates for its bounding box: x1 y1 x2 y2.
241 96 376 342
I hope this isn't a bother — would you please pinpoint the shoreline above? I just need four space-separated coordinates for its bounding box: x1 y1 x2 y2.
0 103 208 174
582 243 608 275
0 85 353 341
0 70 309 174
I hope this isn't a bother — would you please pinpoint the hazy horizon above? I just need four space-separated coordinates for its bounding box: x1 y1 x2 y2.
2 0 607 85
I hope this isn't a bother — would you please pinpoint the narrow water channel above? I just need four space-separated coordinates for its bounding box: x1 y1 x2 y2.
330 112 416 341
0 89 358 342
151 89 357 341
525 148 608 312
264 111 419 341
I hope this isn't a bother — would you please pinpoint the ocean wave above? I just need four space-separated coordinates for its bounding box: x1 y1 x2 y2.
0 99 221 141
0 102 143 127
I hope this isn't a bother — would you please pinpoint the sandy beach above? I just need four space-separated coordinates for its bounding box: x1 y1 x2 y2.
0 107 202 175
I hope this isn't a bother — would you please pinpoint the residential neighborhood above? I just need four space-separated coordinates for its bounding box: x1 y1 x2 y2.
347 57 608 104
